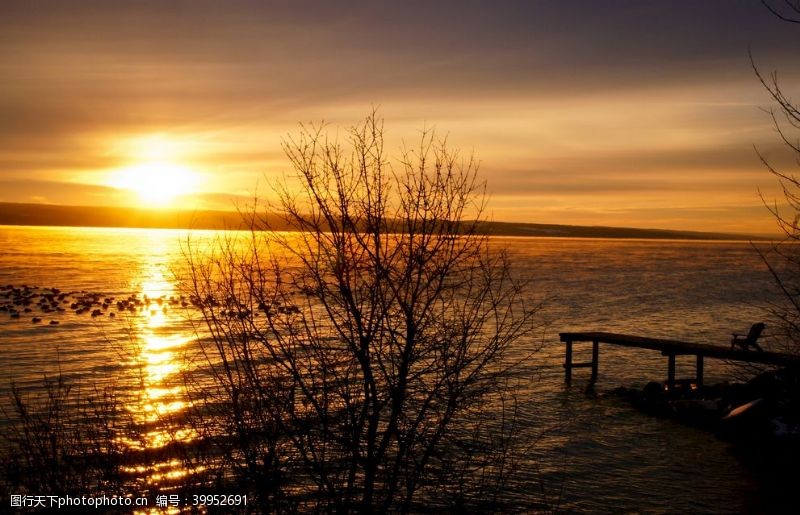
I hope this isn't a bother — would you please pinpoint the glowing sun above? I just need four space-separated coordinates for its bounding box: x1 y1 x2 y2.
109 161 200 207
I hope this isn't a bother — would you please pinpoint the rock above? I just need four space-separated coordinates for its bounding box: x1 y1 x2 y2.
771 416 800 438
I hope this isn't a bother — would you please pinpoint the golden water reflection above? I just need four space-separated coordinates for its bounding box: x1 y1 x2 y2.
124 240 198 495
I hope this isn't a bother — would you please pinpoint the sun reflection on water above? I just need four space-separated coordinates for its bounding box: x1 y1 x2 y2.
123 236 199 497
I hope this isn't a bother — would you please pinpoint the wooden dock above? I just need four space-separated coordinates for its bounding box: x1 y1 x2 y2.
559 331 800 388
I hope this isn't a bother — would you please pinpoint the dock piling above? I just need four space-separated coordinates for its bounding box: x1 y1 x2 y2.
667 353 676 391
565 338 573 384
696 355 704 388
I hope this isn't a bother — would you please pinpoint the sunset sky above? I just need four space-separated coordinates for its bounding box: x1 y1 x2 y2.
1 0 798 234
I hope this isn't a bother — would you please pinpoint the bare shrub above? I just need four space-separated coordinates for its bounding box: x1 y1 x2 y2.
0 375 129 500
183 112 541 512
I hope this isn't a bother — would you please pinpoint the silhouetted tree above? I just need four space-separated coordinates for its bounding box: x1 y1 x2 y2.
760 0 800 23
754 1 800 354
183 112 540 512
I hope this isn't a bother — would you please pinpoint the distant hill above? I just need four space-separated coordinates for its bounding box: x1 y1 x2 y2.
477 221 769 241
0 202 768 241
0 202 251 230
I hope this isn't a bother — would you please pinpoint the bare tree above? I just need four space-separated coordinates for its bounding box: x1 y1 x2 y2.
183 112 540 512
753 2 800 354
760 0 800 23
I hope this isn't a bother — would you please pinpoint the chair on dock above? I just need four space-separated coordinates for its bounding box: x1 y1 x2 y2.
731 323 765 352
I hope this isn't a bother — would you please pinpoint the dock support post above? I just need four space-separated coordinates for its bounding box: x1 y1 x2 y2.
565 339 573 384
590 339 599 383
696 355 704 389
667 353 676 391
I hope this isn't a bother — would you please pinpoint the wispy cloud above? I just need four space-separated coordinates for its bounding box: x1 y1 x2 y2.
0 0 796 232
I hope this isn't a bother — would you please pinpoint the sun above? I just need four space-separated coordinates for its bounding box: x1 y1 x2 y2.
104 135 203 208
109 161 200 207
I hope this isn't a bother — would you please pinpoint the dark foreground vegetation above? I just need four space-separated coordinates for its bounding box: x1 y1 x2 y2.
1 114 546 513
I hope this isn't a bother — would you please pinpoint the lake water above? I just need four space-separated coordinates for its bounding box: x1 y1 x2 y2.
0 225 785 512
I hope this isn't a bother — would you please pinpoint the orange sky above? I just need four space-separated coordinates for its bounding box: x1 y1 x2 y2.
1 0 798 234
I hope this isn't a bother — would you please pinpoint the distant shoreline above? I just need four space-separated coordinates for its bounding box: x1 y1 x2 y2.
0 202 774 241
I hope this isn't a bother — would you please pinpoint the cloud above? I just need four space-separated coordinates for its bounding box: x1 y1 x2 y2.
0 0 797 231
0 179 133 206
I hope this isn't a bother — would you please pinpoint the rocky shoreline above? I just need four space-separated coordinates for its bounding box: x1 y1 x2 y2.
612 367 800 439
612 366 800 511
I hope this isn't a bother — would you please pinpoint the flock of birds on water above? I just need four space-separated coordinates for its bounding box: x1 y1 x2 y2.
0 284 196 326
0 284 302 326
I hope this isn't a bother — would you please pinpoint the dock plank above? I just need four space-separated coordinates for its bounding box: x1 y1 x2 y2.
559 331 800 368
